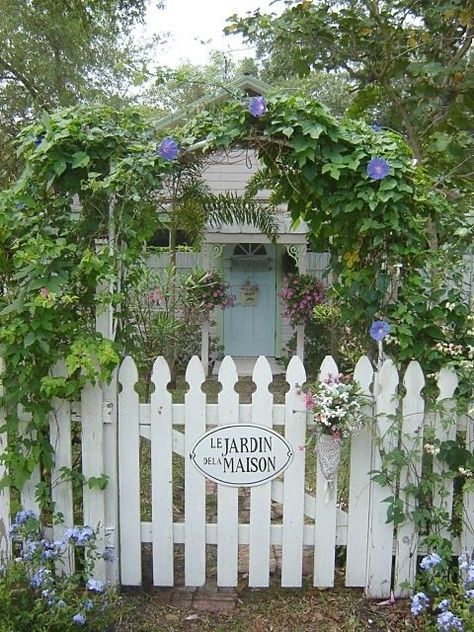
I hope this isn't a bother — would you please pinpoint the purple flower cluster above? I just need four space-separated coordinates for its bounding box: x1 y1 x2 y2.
436 611 464 631
64 525 94 546
420 552 442 571
411 591 430 615
279 273 325 326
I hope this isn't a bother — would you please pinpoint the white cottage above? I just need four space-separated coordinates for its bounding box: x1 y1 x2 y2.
151 76 330 370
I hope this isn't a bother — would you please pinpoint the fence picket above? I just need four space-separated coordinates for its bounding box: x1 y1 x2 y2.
366 359 399 598
345 355 374 587
49 360 74 575
18 407 41 515
433 367 458 543
118 357 141 585
0 358 10 562
102 368 119 584
394 361 425 596
461 412 474 553
151 356 174 586
248 356 273 587
184 356 207 586
81 379 106 582
281 355 306 587
313 355 340 588
217 356 240 587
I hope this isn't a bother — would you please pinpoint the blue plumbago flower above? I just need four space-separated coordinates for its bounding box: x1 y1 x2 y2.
420 552 442 571
367 157 390 180
249 95 267 117
436 610 464 631
64 525 94 546
369 320 390 342
157 137 179 161
10 509 36 533
83 599 94 611
371 122 382 132
465 589 474 599
438 599 451 612
64 526 81 541
411 591 430 615
459 553 470 570
30 567 53 589
102 547 116 562
72 612 86 626
87 578 105 593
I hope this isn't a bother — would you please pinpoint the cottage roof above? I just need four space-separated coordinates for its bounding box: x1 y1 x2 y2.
155 75 273 132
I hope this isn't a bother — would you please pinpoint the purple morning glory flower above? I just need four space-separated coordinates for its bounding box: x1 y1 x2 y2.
369 320 390 342
157 137 179 160
249 95 267 117
367 157 390 180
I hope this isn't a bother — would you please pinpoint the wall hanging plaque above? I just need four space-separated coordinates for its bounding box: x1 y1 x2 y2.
240 279 259 306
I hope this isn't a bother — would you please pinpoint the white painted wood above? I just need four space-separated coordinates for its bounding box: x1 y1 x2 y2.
366 359 399 598
296 325 305 360
101 369 119 584
201 322 210 377
461 413 474 553
151 356 174 585
281 355 306 587
394 361 425 597
433 367 458 542
314 355 340 588
118 357 141 585
81 379 106 582
249 356 273 587
18 407 41 515
49 360 74 575
345 355 374 587
217 356 239 586
184 356 207 586
0 357 10 562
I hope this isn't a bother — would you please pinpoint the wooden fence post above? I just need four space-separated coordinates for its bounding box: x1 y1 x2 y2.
0 358 10 562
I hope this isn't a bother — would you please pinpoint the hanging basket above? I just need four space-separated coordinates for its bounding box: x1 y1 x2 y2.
316 433 342 487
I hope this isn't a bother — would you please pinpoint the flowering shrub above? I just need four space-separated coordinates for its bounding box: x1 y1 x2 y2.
410 550 474 631
304 374 370 440
279 273 325 326
0 511 117 631
180 269 236 322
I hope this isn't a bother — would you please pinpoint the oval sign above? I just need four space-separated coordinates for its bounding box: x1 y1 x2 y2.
190 424 293 487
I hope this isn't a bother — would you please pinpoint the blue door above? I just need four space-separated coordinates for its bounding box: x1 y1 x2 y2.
223 244 276 356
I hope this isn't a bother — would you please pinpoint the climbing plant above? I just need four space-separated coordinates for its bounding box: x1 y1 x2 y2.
0 91 471 505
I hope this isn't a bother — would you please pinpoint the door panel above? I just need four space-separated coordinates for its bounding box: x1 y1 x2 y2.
224 245 275 356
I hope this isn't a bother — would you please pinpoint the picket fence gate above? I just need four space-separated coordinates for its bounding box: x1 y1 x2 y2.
0 354 473 598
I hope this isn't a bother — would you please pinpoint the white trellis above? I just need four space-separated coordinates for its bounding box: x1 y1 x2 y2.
0 354 472 597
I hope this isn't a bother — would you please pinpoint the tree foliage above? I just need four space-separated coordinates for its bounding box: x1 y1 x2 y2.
227 0 474 195
0 0 164 185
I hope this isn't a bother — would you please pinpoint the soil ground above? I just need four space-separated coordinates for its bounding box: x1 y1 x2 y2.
115 579 425 632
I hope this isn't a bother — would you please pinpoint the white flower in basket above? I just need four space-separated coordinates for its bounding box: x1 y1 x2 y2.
305 375 371 490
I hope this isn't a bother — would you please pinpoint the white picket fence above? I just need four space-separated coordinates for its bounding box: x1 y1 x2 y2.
0 355 473 598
